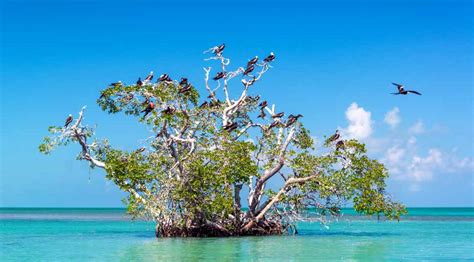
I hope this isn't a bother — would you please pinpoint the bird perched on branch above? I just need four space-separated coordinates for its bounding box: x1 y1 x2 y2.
258 110 266 119
136 147 146 153
159 74 172 82
328 129 340 142
269 120 281 129
272 112 285 119
144 71 154 82
179 77 188 87
199 101 208 108
178 85 192 94
213 72 225 80
285 114 303 127
64 114 73 128
162 106 176 115
109 81 122 87
136 77 143 86
247 56 258 67
213 43 225 55
242 76 256 87
243 64 255 76
391 83 421 95
264 52 275 63
142 102 155 117
336 140 345 151
223 122 238 132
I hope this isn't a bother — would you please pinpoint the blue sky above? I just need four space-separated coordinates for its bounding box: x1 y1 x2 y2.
1 0 472 207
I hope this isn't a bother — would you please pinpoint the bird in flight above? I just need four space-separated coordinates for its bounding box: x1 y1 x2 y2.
391 83 421 95
64 114 73 128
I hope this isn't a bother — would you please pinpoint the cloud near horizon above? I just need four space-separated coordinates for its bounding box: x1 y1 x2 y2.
340 103 474 191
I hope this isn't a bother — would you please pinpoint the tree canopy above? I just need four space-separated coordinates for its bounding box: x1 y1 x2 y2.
40 45 406 237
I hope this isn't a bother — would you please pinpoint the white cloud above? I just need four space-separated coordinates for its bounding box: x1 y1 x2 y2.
406 149 443 182
384 107 401 128
409 120 425 134
341 103 373 140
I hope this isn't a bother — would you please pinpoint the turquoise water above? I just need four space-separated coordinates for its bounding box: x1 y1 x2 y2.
1 208 473 261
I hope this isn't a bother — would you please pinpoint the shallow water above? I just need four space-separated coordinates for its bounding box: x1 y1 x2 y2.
1 208 473 261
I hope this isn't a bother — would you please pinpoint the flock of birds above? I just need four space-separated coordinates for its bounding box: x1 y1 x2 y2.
64 43 422 144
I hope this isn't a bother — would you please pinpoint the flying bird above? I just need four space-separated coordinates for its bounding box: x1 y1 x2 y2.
213 43 225 55
391 83 421 95
272 112 285 119
64 114 73 128
259 100 268 108
243 64 255 76
328 129 340 142
264 52 275 63
247 56 258 67
142 102 155 117
144 71 154 82
213 72 225 80
136 77 143 86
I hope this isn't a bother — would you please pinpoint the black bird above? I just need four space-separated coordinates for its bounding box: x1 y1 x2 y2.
109 81 122 87
213 72 225 80
199 101 208 108
247 56 258 67
243 64 255 76
258 110 266 119
136 147 146 153
391 83 421 95
336 140 345 151
223 122 238 132
159 74 172 82
259 100 268 108
179 77 188 87
272 112 285 119
269 120 281 129
64 114 73 128
264 52 275 63
328 129 340 142
242 76 256 86
213 43 225 55
285 114 303 127
136 77 143 86
144 71 154 82
162 106 175 115
142 102 155 117
178 85 192 94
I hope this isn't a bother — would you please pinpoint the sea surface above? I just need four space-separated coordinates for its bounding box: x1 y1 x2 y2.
1 208 473 261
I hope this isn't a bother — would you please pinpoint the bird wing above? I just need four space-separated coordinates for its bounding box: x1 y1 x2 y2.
408 90 422 95
390 93 401 95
